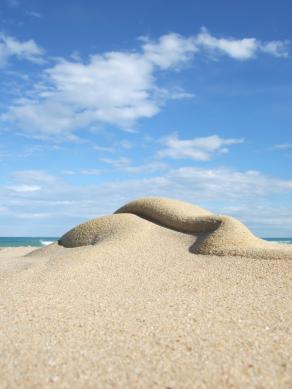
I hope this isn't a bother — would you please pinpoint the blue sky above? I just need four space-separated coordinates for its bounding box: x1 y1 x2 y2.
1 0 292 237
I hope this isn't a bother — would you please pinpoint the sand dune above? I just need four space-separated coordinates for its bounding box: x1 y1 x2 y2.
1 197 291 388
59 197 292 260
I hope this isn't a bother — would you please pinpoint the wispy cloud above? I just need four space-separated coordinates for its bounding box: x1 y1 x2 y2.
0 33 44 67
10 170 56 182
195 27 289 60
5 184 41 193
92 140 134 153
26 11 42 19
141 33 198 69
158 134 244 161
100 157 131 169
62 169 102 176
100 157 168 174
124 162 168 174
272 143 292 150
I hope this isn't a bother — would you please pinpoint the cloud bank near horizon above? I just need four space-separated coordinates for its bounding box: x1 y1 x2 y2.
1 165 292 236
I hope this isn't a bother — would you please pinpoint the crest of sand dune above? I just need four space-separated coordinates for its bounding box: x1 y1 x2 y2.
58 197 292 260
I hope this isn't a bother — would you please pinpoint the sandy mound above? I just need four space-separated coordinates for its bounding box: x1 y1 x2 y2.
58 197 292 260
1 199 292 387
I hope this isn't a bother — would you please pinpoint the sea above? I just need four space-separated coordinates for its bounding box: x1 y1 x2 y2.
262 238 292 245
0 237 58 247
0 237 291 247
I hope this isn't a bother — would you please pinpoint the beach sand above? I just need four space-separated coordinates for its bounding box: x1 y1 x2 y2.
0 197 292 388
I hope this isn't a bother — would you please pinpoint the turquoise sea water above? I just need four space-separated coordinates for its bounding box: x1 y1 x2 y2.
0 237 291 247
263 238 292 245
0 237 58 247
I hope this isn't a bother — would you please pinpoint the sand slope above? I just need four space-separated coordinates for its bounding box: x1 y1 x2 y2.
0 197 292 388
1 240 292 387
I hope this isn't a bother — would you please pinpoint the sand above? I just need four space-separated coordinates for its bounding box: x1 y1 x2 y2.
0 197 292 388
61 197 292 260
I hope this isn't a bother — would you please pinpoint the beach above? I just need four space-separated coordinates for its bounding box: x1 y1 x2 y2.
1 0 292 385
0 198 292 388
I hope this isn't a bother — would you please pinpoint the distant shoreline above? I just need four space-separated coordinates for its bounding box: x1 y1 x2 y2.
1 237 291 248
0 237 58 248
0 239 292 248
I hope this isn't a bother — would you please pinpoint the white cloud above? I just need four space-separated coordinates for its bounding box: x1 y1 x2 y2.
6 184 41 193
2 52 160 136
1 28 289 138
260 40 289 58
0 33 44 67
195 27 289 60
141 33 197 69
5 171 57 194
195 28 258 60
100 157 167 174
158 134 244 161
61 169 102 176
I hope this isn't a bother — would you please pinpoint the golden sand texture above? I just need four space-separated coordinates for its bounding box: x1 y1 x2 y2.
1 232 292 388
1 197 291 387
60 197 292 259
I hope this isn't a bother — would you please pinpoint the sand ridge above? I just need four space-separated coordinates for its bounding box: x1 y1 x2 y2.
59 197 292 260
